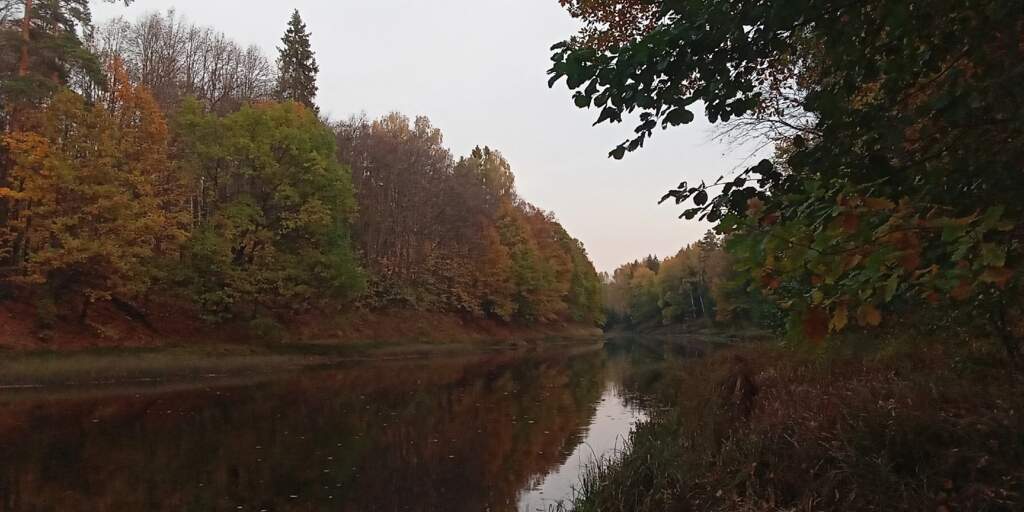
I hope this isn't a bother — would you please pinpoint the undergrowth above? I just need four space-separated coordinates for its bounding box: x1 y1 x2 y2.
562 335 1024 511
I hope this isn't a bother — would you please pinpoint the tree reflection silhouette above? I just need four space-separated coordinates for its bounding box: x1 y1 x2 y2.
0 346 640 512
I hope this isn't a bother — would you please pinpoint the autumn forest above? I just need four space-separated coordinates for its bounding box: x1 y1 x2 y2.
1 0 1023 511
0 4 604 341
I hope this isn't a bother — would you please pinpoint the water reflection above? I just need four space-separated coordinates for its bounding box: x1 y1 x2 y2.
0 342 675 511
517 386 645 512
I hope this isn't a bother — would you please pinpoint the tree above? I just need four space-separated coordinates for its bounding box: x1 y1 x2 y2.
3 0 97 108
0 1 133 112
556 0 659 49
451 146 519 318
551 0 1024 350
335 112 454 308
627 266 659 325
335 113 604 324
275 9 318 113
173 99 363 320
564 236 604 325
1 0 134 262
1 62 186 320
92 11 275 113
600 234 773 329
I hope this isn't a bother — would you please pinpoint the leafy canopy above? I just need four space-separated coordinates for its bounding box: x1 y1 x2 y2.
550 0 1024 343
173 100 363 320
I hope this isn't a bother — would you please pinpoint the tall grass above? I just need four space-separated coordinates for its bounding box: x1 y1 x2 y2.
558 336 1024 511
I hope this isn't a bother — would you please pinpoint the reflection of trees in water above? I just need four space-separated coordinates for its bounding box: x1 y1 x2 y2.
0 348 608 512
604 338 712 412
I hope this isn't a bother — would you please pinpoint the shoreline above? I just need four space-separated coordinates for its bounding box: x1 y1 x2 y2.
0 331 605 391
560 336 1024 511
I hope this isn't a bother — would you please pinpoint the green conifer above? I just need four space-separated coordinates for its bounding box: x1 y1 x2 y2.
275 9 319 113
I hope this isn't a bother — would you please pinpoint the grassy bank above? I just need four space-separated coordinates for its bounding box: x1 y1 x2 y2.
564 336 1024 511
0 297 603 388
0 334 603 389
604 319 772 344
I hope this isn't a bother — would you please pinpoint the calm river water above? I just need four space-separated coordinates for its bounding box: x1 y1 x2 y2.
0 340 692 511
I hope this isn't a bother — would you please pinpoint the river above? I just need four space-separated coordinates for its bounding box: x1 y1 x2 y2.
0 340 692 511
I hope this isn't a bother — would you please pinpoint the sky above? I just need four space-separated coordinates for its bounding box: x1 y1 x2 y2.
92 0 762 273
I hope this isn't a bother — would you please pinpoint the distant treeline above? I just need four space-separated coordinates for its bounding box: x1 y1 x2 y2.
602 231 776 330
0 6 603 331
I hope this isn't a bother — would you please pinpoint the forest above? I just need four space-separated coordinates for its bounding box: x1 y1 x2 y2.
601 230 778 331
0 3 604 343
0 0 1022 510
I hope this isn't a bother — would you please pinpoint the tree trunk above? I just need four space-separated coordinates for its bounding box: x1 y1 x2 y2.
18 0 32 78
688 286 696 320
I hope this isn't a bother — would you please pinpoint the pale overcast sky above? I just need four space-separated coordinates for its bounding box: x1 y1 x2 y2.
92 0 761 272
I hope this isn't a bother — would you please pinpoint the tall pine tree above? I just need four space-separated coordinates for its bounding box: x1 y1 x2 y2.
1 1 131 112
1 0 131 263
275 9 319 113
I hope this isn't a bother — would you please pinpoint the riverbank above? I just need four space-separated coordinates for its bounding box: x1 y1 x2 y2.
0 298 600 350
0 299 603 388
0 335 606 390
604 319 771 346
563 335 1024 511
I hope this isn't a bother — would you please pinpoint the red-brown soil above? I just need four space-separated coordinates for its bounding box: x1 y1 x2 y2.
0 298 601 352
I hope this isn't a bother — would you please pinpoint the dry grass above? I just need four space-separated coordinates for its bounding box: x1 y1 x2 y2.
0 336 605 390
0 345 313 388
565 336 1024 511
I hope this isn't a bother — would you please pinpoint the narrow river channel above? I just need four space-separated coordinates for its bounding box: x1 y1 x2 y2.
0 340 688 511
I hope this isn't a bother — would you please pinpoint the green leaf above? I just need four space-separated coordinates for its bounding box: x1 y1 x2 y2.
979 205 1007 232
941 222 967 242
979 243 1006 267
883 274 899 302
663 108 695 126
595 106 620 125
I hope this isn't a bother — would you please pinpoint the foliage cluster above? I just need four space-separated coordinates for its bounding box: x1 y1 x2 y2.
550 0 1024 351
603 231 775 329
336 117 604 324
0 3 604 330
92 9 275 114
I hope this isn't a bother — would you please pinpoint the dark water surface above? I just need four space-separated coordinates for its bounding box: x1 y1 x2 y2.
0 340 685 511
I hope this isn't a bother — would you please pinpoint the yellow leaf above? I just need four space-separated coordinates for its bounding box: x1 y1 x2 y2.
830 304 849 332
864 197 896 211
980 267 1013 289
857 304 882 327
